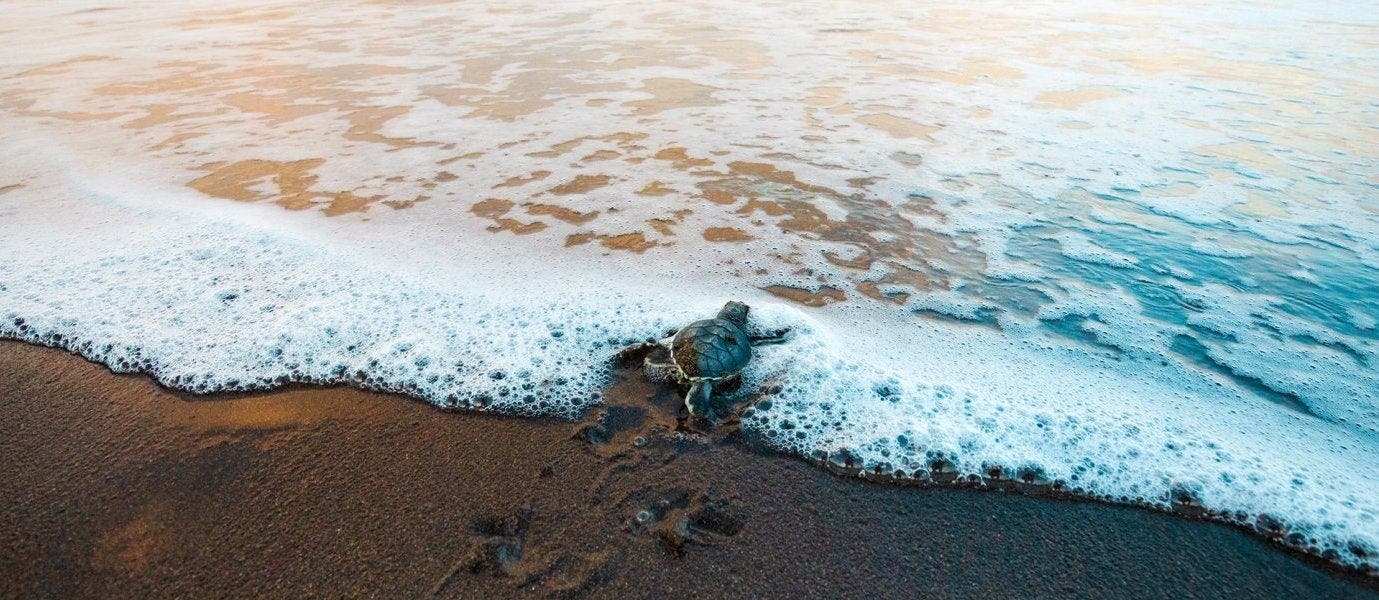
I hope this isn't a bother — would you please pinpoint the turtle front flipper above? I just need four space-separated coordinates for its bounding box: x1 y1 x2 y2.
685 381 713 415
749 327 794 347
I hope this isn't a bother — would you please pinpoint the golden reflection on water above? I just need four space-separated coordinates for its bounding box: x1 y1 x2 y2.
855 113 941 140
1034 87 1128 109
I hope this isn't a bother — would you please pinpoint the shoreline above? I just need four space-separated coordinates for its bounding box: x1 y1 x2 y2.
2 339 1376 598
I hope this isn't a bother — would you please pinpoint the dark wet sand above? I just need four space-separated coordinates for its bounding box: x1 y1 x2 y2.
2 340 1376 599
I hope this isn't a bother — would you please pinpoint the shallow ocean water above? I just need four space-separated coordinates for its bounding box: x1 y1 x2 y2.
1 0 1377 568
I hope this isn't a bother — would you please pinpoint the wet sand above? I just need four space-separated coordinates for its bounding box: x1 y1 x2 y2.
1 340 1375 599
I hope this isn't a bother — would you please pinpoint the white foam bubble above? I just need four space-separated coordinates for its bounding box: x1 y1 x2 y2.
1050 232 1140 269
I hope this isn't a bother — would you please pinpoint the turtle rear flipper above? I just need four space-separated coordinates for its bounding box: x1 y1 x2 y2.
616 341 660 366
685 381 713 415
643 345 676 383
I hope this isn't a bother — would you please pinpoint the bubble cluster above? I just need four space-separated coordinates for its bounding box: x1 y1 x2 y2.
0 220 693 418
737 313 1379 570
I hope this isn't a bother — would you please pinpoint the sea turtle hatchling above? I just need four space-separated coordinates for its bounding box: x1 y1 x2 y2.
619 301 790 421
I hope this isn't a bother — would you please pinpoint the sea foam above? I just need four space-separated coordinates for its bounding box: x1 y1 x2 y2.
3 149 1377 568
2 0 1378 571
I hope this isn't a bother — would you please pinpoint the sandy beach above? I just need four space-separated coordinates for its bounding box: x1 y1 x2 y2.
2 340 1374 598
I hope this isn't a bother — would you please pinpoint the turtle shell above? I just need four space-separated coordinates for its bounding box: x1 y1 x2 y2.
670 318 752 380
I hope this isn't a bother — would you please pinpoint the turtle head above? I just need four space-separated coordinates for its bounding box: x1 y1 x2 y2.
718 301 749 325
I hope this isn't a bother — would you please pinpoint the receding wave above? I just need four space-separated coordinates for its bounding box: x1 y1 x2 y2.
2 0 1377 570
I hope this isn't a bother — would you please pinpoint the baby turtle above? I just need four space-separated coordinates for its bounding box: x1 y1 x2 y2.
620 301 790 421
